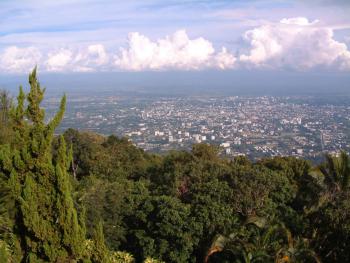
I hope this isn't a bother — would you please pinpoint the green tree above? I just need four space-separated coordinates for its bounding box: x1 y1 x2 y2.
61 129 150 181
149 150 192 196
311 190 350 263
318 151 350 193
91 221 110 263
125 195 195 263
0 90 12 144
187 179 237 262
208 222 319 263
0 68 86 262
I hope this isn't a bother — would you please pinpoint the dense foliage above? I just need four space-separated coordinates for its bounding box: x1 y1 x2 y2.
1 70 350 262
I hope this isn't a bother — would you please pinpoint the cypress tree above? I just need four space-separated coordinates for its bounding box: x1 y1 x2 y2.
0 90 12 144
91 221 109 263
0 68 86 262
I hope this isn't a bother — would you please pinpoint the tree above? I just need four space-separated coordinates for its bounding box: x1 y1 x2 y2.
124 195 195 263
0 68 86 262
318 151 350 193
61 129 150 181
207 222 319 263
91 221 110 263
305 151 350 214
0 90 12 144
187 179 237 262
312 190 350 263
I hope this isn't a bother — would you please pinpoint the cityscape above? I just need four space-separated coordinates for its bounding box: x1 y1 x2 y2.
44 94 350 162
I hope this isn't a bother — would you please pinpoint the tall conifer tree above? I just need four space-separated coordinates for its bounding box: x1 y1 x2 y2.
0 68 86 262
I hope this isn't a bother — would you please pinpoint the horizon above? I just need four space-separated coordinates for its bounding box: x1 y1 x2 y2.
1 70 350 97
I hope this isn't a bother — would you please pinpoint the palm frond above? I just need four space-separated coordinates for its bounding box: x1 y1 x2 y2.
340 151 350 190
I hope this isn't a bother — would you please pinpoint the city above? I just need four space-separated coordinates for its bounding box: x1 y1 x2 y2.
44 94 350 162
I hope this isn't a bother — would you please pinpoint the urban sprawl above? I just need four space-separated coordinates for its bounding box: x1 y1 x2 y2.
44 95 350 162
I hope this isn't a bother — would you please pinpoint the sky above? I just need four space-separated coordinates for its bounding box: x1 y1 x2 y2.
0 0 350 87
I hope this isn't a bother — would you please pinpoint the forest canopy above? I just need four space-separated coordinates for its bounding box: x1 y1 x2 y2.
0 69 350 263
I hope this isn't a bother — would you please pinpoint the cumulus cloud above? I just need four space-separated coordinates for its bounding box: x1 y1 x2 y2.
114 30 236 70
1 21 350 73
239 17 350 70
46 49 73 71
0 46 42 73
44 44 109 72
0 45 111 73
74 44 109 71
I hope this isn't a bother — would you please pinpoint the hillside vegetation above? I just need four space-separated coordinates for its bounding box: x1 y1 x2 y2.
1 69 350 262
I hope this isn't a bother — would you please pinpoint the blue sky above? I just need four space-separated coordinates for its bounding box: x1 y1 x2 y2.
0 0 350 74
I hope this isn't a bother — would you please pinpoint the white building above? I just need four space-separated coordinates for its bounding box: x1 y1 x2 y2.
193 134 201 143
220 142 230 148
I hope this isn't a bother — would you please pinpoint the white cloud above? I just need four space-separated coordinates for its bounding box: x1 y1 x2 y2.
280 17 319 26
46 49 73 71
114 30 236 70
1 20 350 73
44 44 109 72
72 44 109 72
0 45 111 73
0 46 41 73
85 44 108 66
214 47 237 69
239 17 350 70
